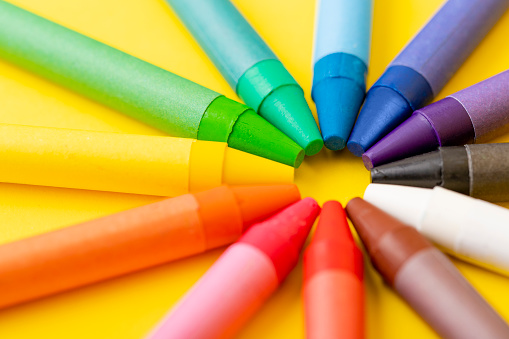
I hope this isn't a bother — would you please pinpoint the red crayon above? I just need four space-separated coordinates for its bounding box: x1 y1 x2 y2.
146 198 320 339
304 201 364 339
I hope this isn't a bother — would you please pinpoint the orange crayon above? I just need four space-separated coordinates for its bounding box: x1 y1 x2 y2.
0 184 300 309
303 201 364 339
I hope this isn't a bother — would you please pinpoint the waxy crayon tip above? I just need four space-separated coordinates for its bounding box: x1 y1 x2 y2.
347 86 412 156
313 77 365 151
362 113 440 169
312 201 353 244
228 110 305 168
260 85 324 156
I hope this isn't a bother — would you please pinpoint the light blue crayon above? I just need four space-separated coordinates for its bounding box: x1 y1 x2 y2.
312 0 373 150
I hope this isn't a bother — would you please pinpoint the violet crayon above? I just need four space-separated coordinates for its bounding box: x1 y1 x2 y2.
364 69 509 169
347 0 509 157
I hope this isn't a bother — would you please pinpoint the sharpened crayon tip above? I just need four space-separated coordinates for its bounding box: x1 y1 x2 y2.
313 71 366 151
347 86 413 156
240 197 320 282
260 85 323 156
324 136 346 151
362 112 440 169
228 110 305 168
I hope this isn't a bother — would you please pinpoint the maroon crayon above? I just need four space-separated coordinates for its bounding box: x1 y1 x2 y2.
346 198 509 339
363 70 509 169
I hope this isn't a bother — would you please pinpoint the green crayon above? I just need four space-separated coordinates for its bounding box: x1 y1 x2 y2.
0 1 304 167
166 0 324 156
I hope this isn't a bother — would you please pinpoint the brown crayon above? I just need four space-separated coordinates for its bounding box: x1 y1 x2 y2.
346 198 509 339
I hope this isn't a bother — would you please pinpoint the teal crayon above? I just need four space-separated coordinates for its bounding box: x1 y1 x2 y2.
166 0 324 156
0 1 304 168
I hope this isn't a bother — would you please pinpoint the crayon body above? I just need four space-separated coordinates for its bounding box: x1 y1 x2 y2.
371 144 509 202
304 201 364 339
166 0 323 156
0 185 300 309
364 70 509 168
347 0 509 156
0 124 293 196
364 184 509 276
0 1 304 167
312 0 373 150
146 198 320 339
346 198 509 339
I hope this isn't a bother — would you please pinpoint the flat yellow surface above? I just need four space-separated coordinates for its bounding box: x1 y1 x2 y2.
0 0 508 338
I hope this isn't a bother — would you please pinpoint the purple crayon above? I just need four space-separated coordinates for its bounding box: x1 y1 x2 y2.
363 70 509 169
347 0 509 157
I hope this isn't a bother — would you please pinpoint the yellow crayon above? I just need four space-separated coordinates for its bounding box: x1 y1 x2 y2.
0 124 293 196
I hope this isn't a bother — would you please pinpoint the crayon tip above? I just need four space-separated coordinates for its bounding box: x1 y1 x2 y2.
260 85 324 156
370 151 443 188
240 197 320 282
230 184 301 228
228 110 305 168
306 201 363 280
363 184 432 228
346 196 432 285
362 113 440 169
347 86 412 156
345 198 402 252
312 201 353 244
222 147 294 185
267 197 321 251
314 78 365 151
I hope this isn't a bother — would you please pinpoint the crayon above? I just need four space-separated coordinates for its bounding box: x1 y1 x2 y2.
146 198 320 339
303 201 364 339
346 197 509 339
371 144 509 202
364 184 509 277
0 1 304 168
364 70 509 168
165 0 323 156
347 0 509 156
0 124 293 196
312 0 373 150
0 184 300 309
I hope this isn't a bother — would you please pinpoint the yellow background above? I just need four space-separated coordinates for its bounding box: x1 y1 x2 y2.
0 0 508 338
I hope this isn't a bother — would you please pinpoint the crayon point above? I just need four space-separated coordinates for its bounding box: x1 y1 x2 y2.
265 197 321 250
345 197 402 251
363 184 432 227
229 184 301 228
227 110 305 168
324 136 346 152
305 200 363 281
363 112 440 168
370 151 443 188
347 86 412 156
260 85 323 156
313 77 365 151
241 197 320 282
362 153 374 170
312 201 352 243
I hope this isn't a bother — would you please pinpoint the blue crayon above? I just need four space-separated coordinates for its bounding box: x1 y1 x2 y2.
312 0 373 151
347 0 509 157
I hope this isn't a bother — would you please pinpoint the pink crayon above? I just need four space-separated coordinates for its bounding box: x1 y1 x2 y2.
146 198 320 339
